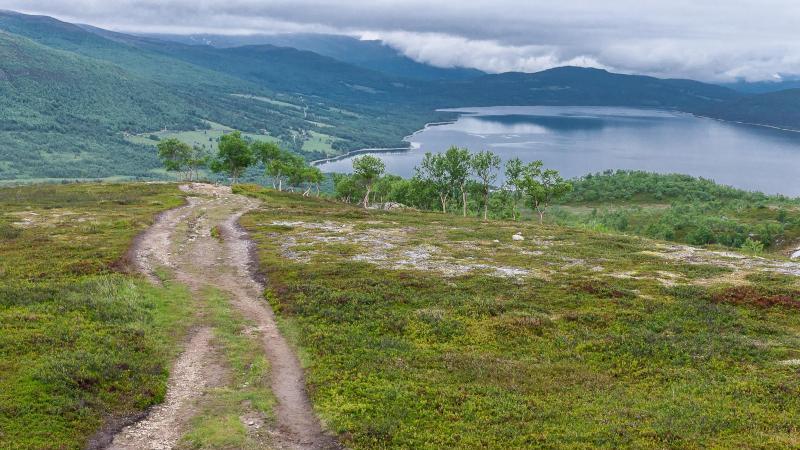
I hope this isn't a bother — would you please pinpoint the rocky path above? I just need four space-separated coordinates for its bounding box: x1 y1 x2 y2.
105 183 339 450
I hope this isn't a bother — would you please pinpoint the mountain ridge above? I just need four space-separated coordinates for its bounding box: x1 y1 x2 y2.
141 32 486 81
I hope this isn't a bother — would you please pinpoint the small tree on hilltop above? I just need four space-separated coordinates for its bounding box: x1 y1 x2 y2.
252 141 282 163
352 155 385 208
333 173 361 203
304 166 324 197
187 145 210 181
210 131 254 184
285 156 310 192
504 157 525 221
443 146 472 217
266 155 291 191
520 161 572 224
471 150 501 220
252 141 282 186
415 152 450 213
373 174 403 204
157 138 192 180
268 151 305 192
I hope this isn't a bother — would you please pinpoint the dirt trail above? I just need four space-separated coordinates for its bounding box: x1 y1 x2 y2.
106 328 223 450
105 183 339 450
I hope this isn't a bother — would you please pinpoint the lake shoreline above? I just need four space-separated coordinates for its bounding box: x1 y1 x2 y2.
691 114 800 134
314 105 800 196
314 107 800 169
310 119 457 166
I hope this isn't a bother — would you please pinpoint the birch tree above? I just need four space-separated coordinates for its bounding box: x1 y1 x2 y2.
352 155 385 208
415 152 450 213
471 150 501 220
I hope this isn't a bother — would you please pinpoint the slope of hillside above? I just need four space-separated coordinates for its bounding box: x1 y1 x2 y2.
131 40 419 104
4 181 800 448
0 11 444 171
0 183 195 448
238 185 800 449
0 30 202 179
444 67 741 109
724 79 800 94
0 11 326 140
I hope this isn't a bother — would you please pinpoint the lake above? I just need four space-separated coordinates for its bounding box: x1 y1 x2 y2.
315 106 800 196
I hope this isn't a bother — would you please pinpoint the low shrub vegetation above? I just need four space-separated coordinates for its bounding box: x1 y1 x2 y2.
239 186 800 449
0 183 192 449
552 171 800 253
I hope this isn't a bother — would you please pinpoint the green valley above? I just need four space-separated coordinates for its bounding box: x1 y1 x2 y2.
3 5 800 450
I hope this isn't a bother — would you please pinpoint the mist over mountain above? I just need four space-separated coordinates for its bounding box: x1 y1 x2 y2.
142 32 486 81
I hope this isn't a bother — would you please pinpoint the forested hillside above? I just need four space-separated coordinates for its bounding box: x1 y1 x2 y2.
436 67 741 110
0 31 201 179
0 11 444 180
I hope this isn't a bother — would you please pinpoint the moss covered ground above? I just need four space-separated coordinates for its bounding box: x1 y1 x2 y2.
238 185 800 449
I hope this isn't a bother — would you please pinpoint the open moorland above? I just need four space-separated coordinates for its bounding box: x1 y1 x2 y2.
237 185 800 449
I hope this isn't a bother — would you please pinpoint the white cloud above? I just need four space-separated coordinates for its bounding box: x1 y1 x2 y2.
3 0 800 81
360 31 608 74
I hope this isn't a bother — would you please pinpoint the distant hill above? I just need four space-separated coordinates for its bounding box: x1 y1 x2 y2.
445 67 741 110
723 79 800 94
697 89 800 131
142 32 485 81
0 29 202 179
0 11 442 180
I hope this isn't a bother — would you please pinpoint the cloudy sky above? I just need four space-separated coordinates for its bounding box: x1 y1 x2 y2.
4 0 800 82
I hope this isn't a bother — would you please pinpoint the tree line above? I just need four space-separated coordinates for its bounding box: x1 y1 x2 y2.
158 135 571 222
157 132 323 195
335 147 573 223
157 135 797 252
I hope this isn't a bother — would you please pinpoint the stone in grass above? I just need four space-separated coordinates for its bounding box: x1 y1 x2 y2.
512 233 525 241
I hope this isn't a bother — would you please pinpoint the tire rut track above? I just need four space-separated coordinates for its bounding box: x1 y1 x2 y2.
103 183 340 450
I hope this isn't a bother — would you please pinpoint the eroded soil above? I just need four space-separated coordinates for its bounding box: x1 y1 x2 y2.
106 184 339 450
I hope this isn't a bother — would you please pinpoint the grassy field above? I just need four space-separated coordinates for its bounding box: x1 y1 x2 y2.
300 130 342 155
125 120 280 153
0 183 194 449
237 185 800 449
230 94 303 110
126 119 342 160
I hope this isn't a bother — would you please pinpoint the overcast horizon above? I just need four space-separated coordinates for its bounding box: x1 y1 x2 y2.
2 0 799 83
